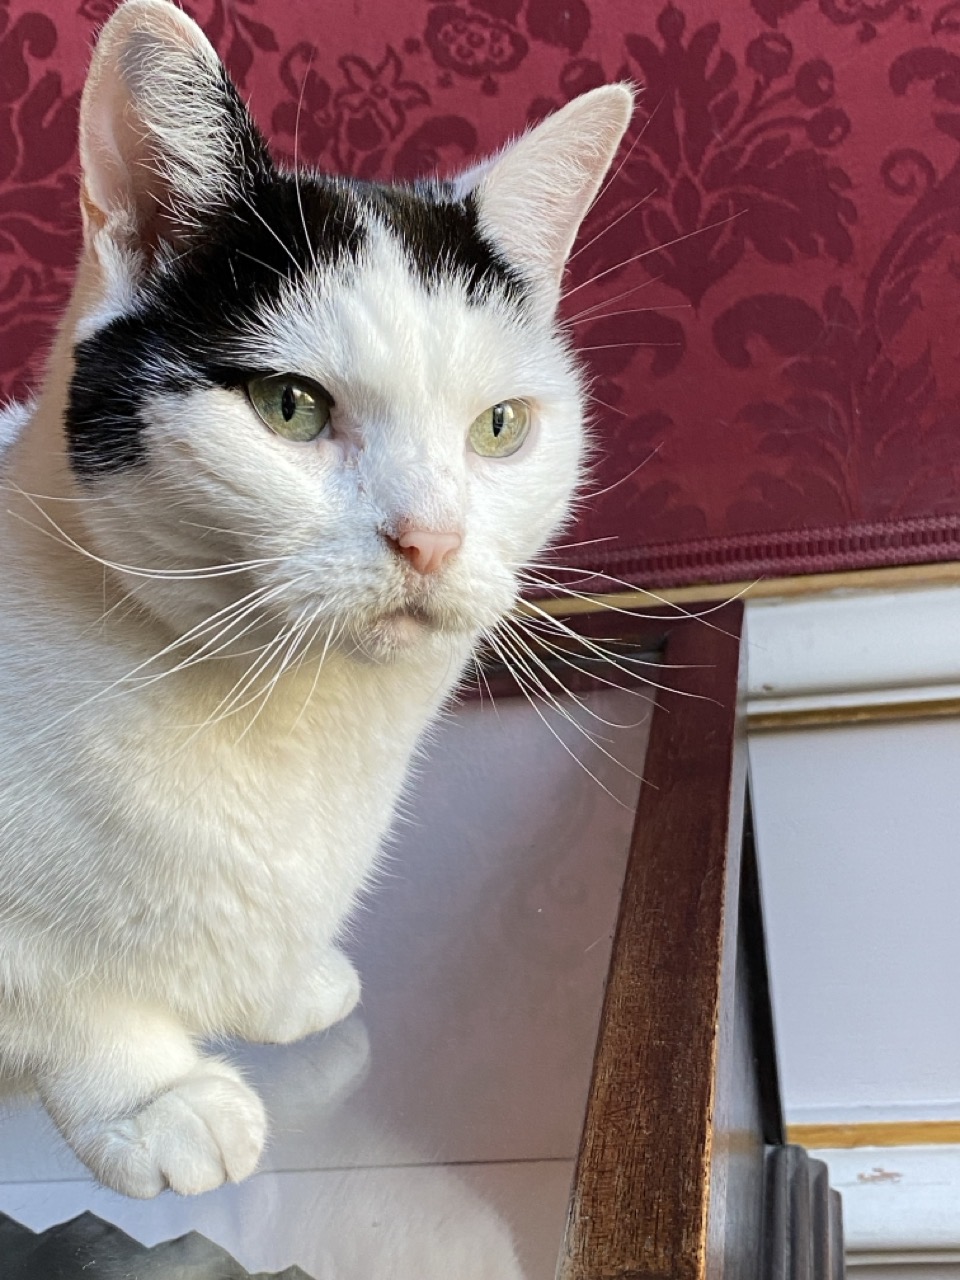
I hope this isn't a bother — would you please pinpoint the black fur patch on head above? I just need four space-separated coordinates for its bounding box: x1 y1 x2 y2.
362 183 527 304
218 69 273 182
67 170 366 479
67 108 528 479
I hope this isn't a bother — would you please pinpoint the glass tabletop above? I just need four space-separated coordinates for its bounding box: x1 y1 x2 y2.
0 687 650 1279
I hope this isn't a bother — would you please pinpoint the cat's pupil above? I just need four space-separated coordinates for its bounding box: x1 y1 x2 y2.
281 385 297 422
492 405 505 437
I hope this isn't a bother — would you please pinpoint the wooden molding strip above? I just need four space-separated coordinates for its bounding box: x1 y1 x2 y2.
748 696 960 732
762 1147 844 1280
532 559 960 613
788 1120 960 1149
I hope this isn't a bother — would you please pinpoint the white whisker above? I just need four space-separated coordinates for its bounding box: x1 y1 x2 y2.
290 616 340 731
565 274 663 324
7 484 283 582
509 617 659 704
291 46 321 281
520 565 751 636
563 210 745 301
235 605 312 743
517 598 715 702
233 187 306 280
482 629 632 809
500 620 650 741
580 447 661 501
568 186 657 263
569 303 692 327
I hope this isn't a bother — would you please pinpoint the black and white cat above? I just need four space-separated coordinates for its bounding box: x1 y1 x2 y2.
0 0 631 1198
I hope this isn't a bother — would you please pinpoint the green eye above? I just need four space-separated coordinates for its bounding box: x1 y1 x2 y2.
468 400 531 458
246 374 332 442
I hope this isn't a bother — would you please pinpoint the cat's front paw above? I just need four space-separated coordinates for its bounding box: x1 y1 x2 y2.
75 1060 266 1198
243 948 362 1045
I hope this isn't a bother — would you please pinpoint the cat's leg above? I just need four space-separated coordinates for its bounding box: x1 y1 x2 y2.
238 946 361 1045
15 999 266 1198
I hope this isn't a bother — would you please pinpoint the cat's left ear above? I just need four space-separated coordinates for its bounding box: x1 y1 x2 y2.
78 0 270 271
456 85 634 312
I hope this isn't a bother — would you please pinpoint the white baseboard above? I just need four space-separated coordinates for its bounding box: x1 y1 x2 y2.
745 585 960 713
813 1145 960 1263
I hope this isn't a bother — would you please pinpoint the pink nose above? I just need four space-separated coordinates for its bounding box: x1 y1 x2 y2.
394 528 462 575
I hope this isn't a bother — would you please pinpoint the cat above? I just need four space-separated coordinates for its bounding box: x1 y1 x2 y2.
0 0 631 1199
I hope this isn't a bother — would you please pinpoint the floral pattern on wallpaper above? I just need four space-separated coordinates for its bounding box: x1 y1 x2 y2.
3 0 960 582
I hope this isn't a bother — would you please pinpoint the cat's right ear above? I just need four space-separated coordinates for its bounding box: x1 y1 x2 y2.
78 0 270 272
453 85 634 314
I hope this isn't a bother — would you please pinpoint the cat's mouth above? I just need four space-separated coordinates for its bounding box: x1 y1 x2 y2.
341 581 499 661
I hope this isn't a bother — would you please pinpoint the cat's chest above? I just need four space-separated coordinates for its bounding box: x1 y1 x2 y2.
89 648 460 880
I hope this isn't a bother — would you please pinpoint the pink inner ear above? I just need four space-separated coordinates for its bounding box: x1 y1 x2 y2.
77 3 235 266
81 76 173 260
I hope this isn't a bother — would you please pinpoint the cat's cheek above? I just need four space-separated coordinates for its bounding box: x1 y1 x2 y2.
251 419 352 462
325 432 361 466
279 434 352 483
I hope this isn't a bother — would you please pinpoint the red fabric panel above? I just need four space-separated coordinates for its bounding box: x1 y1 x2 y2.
2 0 959 586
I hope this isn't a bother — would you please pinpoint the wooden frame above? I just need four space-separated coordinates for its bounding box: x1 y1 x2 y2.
560 603 771 1280
484 601 830 1279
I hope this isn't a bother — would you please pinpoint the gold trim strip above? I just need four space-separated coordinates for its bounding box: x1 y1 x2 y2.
533 560 960 613
788 1120 960 1149
748 697 960 732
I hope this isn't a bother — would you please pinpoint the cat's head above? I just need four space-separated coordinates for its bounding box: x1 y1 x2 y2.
65 0 631 662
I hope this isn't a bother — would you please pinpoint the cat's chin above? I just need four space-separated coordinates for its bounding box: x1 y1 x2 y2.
354 608 443 662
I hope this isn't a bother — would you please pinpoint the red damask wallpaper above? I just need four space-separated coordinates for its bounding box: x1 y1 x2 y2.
3 0 960 587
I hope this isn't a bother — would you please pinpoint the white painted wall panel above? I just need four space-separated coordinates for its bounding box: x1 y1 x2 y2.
750 720 960 1123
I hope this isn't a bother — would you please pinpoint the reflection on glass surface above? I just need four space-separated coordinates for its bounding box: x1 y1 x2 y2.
0 690 651 1279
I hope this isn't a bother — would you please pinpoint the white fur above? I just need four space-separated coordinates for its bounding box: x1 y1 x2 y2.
0 0 631 1197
